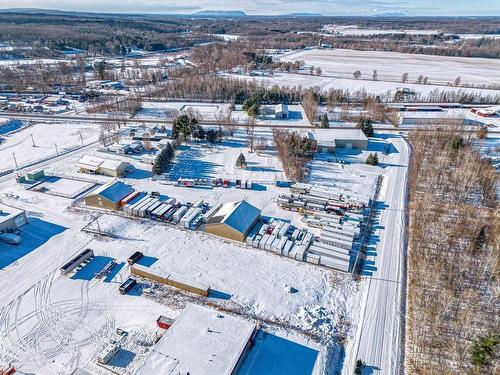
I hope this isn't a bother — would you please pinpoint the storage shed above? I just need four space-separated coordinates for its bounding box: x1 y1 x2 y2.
275 103 289 119
205 201 261 242
84 181 135 210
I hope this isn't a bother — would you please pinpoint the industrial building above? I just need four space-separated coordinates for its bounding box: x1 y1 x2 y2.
136 304 256 375
0 204 28 233
205 200 261 242
84 181 135 210
78 155 130 177
304 129 368 153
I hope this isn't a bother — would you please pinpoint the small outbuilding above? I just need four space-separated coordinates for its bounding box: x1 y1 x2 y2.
0 204 28 233
275 103 289 119
205 200 261 242
84 181 135 210
304 129 368 153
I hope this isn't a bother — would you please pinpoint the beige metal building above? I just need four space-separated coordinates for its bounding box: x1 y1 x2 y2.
84 181 135 210
205 201 261 242
304 129 368 153
78 155 130 177
0 204 28 233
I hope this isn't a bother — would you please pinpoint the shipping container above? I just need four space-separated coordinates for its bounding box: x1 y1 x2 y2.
127 251 143 265
259 234 270 250
97 344 119 364
120 191 139 206
306 253 321 265
119 278 137 294
156 315 174 330
252 235 262 248
319 255 350 272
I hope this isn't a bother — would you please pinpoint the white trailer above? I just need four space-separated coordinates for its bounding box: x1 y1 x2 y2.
132 197 154 216
172 206 188 224
182 207 202 229
259 234 270 250
192 199 204 208
282 240 294 257
252 235 262 248
306 252 321 265
202 203 222 223
278 223 290 238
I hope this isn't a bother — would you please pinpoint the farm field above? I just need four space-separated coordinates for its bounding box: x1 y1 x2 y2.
278 48 500 87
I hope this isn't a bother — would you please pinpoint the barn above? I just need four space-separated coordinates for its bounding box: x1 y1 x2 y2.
205 200 261 242
84 181 135 210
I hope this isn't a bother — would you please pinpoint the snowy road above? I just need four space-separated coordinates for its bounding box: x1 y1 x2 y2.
348 136 410 375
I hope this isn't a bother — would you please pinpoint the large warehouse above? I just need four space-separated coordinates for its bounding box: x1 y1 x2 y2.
84 181 135 210
136 304 256 375
0 204 28 233
304 129 368 153
205 200 261 242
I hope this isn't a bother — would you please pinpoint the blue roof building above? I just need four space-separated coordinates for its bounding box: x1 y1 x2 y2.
205 201 261 242
84 181 135 210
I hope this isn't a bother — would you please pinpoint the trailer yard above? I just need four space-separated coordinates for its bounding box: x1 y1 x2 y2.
0 101 408 375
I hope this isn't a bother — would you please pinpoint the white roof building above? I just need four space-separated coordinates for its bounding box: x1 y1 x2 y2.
304 129 368 152
136 304 256 375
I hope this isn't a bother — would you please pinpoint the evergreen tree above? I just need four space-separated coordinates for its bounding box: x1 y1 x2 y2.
366 153 379 166
216 126 223 142
236 153 247 169
357 117 374 137
320 113 329 128
206 129 217 143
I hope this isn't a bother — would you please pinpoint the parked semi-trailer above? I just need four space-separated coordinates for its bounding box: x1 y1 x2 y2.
60 248 94 276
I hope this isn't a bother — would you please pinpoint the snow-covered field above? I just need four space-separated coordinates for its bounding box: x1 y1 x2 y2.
279 48 500 87
0 121 100 170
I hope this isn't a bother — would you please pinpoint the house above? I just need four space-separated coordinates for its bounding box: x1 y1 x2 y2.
84 181 135 210
205 201 261 242
0 204 28 233
136 304 256 375
78 155 130 177
275 103 289 119
304 129 368 153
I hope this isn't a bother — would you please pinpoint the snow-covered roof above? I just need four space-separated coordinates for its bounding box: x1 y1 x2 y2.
304 129 368 145
99 159 127 170
136 304 256 375
275 103 289 114
78 155 104 168
207 201 261 233
89 181 134 203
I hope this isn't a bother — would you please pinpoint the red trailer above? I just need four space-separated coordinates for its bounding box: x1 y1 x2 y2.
156 315 174 330
0 365 15 375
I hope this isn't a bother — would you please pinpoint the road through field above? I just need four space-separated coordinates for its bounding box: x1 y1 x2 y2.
348 136 410 375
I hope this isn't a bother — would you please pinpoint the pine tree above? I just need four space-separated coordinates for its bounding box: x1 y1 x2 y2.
320 113 329 128
357 117 374 137
366 153 379 166
236 153 247 169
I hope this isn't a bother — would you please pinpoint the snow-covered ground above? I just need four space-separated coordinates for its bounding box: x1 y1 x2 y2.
0 118 411 375
0 121 100 170
278 48 500 87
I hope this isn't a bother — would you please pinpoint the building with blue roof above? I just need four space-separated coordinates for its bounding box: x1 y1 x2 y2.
84 181 135 210
205 200 261 242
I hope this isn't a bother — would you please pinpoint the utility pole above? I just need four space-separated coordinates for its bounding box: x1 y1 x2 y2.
30 133 36 147
12 153 19 171
55 143 59 156
79 132 84 147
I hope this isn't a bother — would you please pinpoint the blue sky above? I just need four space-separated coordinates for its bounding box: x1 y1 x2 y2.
0 0 499 16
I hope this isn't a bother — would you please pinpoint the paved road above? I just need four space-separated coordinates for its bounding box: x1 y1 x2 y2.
349 136 410 375
1 112 495 133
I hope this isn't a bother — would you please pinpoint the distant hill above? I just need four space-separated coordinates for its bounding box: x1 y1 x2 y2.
374 12 407 17
194 10 247 17
281 13 323 17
